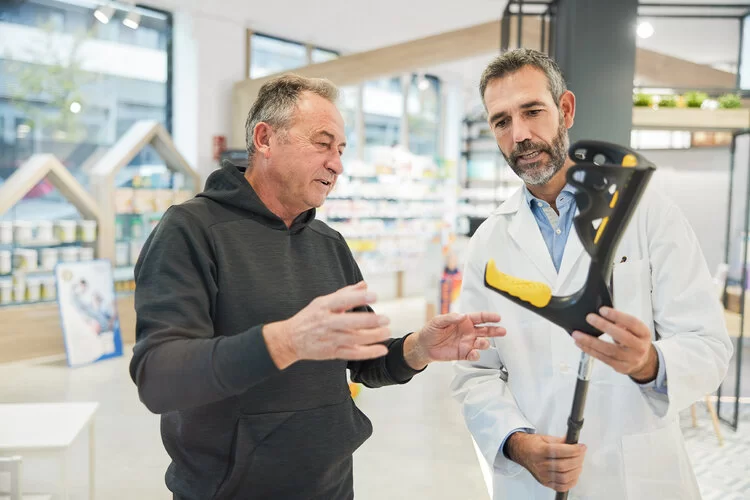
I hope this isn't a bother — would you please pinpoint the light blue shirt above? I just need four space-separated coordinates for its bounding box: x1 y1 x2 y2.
499 185 668 461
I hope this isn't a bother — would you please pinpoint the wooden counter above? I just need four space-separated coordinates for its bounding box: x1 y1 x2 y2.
0 294 136 364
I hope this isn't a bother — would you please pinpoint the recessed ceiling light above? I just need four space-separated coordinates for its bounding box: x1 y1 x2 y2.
94 4 114 24
637 21 654 39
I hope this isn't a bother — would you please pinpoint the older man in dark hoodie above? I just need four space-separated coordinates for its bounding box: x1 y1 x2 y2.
129 73 505 500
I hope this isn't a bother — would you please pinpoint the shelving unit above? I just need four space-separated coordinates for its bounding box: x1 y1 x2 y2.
0 154 106 362
0 155 101 307
316 149 449 294
458 114 522 235
632 107 750 131
89 120 201 294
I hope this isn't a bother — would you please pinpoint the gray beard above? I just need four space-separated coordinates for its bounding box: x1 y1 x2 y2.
516 158 560 185
504 117 569 186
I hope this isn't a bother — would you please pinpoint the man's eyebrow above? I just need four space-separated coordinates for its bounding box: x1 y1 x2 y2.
315 130 346 148
488 101 547 125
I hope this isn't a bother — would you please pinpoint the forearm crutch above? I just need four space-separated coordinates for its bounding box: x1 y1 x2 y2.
483 140 655 500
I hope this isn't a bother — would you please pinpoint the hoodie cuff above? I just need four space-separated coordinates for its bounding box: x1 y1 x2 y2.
385 333 427 384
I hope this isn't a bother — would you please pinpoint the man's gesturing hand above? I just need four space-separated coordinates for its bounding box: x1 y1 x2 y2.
263 281 391 369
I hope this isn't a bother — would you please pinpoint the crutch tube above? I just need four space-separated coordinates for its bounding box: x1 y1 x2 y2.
556 353 594 500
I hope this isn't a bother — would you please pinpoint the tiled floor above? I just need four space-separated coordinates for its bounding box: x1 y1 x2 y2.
0 297 748 499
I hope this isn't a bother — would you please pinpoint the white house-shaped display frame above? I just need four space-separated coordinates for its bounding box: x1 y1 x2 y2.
89 120 201 263
0 154 101 224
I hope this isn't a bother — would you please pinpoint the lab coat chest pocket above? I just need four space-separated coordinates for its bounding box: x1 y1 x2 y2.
621 423 698 500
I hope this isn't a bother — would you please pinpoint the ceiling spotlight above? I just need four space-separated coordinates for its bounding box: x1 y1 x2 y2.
94 4 115 24
69 102 82 114
418 77 430 91
123 10 141 29
637 21 654 39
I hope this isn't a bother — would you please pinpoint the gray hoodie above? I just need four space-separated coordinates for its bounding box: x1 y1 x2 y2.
129 162 423 499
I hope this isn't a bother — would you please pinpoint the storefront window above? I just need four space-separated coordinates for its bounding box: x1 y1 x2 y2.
363 77 403 162
249 34 308 78
311 48 338 64
0 0 171 207
407 74 440 157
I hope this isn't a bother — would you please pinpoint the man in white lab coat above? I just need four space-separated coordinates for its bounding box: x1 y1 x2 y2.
451 48 733 500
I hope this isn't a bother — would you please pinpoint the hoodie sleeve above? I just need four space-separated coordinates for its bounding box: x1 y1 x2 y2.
129 206 279 414
344 242 425 387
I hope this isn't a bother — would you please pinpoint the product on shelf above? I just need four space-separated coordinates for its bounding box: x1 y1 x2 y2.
0 278 11 304
78 247 94 261
59 246 79 263
154 189 175 212
0 250 10 275
115 243 129 266
115 188 134 214
40 248 58 271
13 281 24 303
130 218 145 240
41 275 56 301
133 189 156 213
36 220 54 242
26 277 41 302
78 220 97 243
13 221 34 243
13 248 38 271
114 279 136 293
129 241 143 265
55 220 78 243
0 221 12 244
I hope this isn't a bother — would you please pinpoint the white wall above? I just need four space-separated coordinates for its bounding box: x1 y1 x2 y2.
642 147 731 274
146 2 247 184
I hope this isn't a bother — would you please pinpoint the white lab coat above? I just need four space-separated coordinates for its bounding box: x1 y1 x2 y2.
451 185 732 500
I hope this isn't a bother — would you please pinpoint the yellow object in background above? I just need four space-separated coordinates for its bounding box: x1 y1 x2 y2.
349 382 361 399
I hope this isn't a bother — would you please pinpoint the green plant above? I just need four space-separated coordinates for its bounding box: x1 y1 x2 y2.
718 93 742 109
633 93 652 107
684 91 709 108
658 95 678 108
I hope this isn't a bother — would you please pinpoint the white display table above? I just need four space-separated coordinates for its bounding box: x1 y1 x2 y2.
0 403 98 500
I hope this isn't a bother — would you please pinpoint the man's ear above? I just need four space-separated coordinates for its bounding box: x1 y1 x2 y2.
253 122 273 159
559 90 576 129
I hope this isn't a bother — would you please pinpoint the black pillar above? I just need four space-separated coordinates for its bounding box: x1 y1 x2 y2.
553 0 638 146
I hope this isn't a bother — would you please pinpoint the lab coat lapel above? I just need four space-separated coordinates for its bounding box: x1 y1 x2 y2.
556 218 586 290
507 199 557 285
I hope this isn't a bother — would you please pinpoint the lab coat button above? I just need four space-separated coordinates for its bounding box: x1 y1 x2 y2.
560 362 570 374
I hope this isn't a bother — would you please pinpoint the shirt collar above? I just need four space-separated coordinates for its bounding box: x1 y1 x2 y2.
523 183 577 208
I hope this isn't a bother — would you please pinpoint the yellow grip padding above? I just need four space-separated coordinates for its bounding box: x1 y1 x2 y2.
485 259 552 308
621 154 638 167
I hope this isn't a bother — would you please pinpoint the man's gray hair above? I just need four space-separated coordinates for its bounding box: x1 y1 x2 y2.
479 48 567 108
245 74 339 159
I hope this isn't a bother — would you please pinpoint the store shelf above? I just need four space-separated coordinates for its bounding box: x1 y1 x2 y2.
113 265 135 282
632 107 750 131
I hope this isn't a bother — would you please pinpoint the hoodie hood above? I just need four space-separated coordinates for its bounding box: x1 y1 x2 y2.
196 161 316 233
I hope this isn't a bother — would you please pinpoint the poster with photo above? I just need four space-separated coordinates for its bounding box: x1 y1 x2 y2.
55 259 123 367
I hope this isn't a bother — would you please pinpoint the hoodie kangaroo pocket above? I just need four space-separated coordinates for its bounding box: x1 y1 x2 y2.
213 399 373 499
212 410 295 499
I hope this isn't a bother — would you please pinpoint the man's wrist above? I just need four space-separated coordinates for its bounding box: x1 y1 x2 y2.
504 431 530 465
262 321 297 370
403 332 431 371
630 343 659 384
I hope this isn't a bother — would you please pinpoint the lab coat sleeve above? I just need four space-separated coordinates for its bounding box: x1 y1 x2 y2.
451 253 536 477
645 200 733 419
